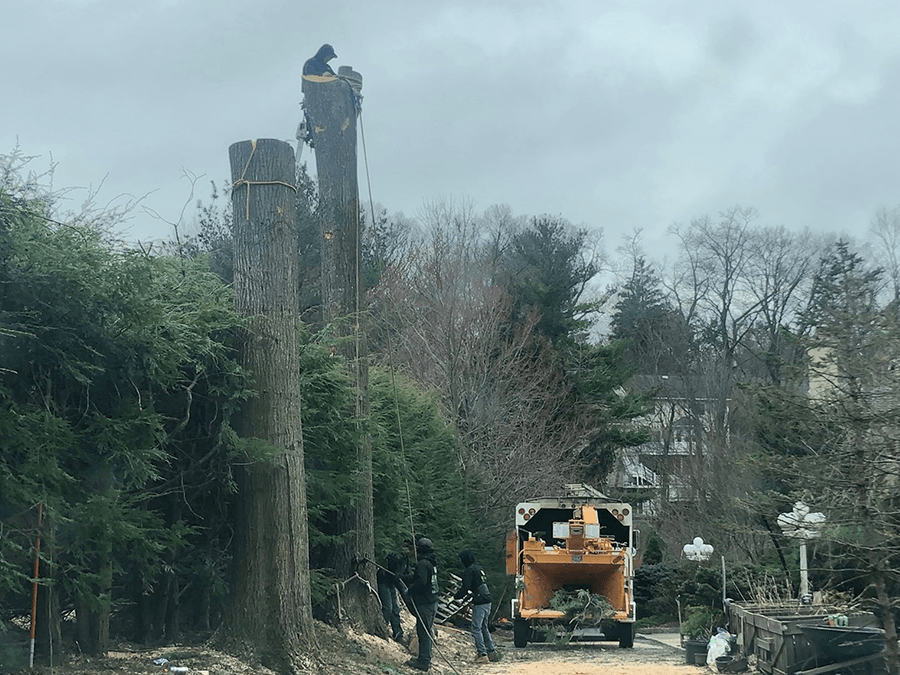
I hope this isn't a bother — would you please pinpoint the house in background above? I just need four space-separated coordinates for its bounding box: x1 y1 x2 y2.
608 374 726 517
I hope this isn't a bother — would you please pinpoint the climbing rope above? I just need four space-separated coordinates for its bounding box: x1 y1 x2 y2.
358 110 418 552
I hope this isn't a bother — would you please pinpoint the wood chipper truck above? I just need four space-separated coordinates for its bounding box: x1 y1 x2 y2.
506 484 637 648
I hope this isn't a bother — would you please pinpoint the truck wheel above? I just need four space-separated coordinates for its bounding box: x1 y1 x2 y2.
618 623 634 649
513 618 529 648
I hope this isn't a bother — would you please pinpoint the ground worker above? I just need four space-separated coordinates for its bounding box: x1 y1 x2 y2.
376 539 410 643
401 537 439 672
454 549 501 663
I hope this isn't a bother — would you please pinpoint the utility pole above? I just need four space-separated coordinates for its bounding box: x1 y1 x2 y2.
302 63 383 633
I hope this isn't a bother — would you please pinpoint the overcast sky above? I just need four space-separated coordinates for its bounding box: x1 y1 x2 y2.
5 1 900 256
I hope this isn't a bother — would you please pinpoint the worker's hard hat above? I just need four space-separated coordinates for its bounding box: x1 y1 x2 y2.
416 537 433 552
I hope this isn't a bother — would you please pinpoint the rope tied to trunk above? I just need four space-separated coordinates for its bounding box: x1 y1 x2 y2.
232 139 298 219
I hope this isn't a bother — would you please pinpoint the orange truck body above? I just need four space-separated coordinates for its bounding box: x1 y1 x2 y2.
506 485 637 647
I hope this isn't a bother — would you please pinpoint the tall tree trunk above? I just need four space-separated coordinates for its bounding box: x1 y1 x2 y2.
870 562 899 675
75 470 114 656
302 69 382 634
224 138 314 673
34 533 61 664
74 557 111 655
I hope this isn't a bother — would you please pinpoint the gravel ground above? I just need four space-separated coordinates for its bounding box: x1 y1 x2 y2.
443 630 702 675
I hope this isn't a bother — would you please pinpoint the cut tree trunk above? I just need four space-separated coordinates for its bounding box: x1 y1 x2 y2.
303 71 383 635
224 138 314 674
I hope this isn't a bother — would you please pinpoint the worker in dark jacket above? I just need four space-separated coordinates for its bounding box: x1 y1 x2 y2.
454 549 499 663
402 537 439 672
303 43 337 76
376 540 411 643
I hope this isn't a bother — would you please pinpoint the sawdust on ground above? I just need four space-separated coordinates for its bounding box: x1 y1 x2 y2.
444 630 701 675
7 614 702 675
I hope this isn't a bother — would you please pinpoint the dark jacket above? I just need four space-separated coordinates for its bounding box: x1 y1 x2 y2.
405 545 439 605
377 551 409 588
303 43 337 76
454 549 491 606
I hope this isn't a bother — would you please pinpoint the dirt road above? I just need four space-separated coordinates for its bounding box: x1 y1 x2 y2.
437 632 702 675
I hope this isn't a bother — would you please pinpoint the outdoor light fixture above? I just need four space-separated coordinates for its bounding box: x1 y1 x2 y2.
683 536 729 617
683 536 714 561
777 501 825 603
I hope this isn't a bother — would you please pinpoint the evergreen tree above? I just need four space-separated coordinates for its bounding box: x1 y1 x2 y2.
568 340 653 483
0 168 249 652
369 366 477 575
610 256 692 375
501 216 600 346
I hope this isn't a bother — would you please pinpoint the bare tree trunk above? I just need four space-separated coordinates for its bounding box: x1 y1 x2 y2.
870 562 899 675
303 70 383 634
75 558 111 655
224 138 314 673
34 535 61 664
75 470 114 656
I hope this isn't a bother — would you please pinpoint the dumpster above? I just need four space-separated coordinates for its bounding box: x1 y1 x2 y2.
796 623 884 666
729 603 884 675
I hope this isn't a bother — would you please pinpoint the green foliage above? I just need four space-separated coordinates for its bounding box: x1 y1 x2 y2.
369 367 478 578
634 556 749 630
679 564 723 607
634 562 680 622
611 256 693 375
549 588 614 627
567 340 653 482
680 605 724 639
295 345 481 601
296 328 361 593
0 159 250 641
500 215 600 346
642 531 666 565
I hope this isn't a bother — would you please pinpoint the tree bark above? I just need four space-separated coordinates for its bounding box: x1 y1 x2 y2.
225 138 314 673
870 561 899 675
74 558 111 655
34 536 61 664
303 71 382 634
75 471 114 656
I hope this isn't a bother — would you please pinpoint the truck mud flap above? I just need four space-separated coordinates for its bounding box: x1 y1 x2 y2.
514 618 532 648
618 622 635 648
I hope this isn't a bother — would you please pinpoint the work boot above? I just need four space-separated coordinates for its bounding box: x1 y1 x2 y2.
487 650 502 662
474 654 489 664
405 658 429 671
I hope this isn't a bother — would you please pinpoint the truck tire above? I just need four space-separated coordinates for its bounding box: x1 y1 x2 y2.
514 618 529 648
618 623 634 649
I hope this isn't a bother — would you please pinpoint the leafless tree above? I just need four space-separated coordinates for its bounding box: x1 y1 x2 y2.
869 204 900 305
656 208 785 560
745 225 825 385
370 199 588 533
798 242 900 673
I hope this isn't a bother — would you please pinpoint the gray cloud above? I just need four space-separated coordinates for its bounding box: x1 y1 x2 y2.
4 0 900 250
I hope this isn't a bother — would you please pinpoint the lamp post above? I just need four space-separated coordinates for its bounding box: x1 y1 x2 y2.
680 537 724 649
683 536 727 607
777 501 825 603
